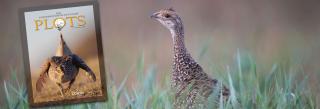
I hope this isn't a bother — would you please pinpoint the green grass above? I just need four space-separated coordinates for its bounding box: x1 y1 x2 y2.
3 49 317 109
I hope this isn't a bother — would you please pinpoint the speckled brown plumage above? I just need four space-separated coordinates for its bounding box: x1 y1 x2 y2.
151 8 229 108
36 34 96 97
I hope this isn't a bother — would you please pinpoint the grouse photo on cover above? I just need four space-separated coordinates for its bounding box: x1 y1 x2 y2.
19 1 107 107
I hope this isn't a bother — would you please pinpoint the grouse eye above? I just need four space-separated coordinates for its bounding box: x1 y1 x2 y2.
164 14 171 18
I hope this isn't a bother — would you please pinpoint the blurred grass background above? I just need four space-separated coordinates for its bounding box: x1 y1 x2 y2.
1 0 320 108
3 51 318 108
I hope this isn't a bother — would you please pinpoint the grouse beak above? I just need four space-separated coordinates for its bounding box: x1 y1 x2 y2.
150 13 159 19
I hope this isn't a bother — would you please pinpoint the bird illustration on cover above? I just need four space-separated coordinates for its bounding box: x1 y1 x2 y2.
35 20 96 97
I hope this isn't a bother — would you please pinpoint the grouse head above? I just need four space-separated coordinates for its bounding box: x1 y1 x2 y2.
151 8 183 35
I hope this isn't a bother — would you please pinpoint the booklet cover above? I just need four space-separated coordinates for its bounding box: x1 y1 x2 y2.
19 1 107 107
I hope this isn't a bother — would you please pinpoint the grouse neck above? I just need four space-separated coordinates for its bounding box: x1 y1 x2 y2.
55 33 72 56
172 26 186 54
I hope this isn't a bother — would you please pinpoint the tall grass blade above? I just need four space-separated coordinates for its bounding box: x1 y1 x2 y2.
227 65 239 108
4 81 13 109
